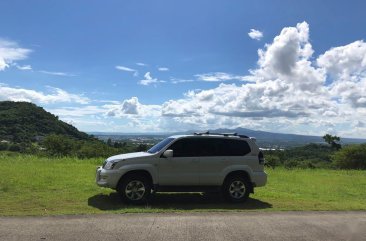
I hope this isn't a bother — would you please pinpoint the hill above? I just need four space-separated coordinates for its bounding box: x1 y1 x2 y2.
91 128 366 149
0 101 91 143
186 128 365 148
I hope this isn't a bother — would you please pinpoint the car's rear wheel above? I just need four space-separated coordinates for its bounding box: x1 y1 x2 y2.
118 175 151 204
223 176 250 202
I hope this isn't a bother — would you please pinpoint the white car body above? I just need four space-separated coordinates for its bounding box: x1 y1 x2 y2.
96 134 267 193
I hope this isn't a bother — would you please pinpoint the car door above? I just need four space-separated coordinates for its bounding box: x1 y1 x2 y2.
158 138 200 186
197 138 228 185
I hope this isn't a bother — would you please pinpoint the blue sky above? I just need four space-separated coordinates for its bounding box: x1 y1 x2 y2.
1 0 366 137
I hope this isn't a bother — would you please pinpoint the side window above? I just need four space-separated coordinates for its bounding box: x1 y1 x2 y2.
218 139 251 156
195 138 215 156
168 138 198 157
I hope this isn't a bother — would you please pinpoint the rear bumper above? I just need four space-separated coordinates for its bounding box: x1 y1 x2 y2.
251 171 267 187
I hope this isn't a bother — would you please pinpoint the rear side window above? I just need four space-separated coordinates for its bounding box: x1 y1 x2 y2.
217 139 251 156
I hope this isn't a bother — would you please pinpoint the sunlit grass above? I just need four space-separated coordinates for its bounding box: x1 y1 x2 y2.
0 153 365 216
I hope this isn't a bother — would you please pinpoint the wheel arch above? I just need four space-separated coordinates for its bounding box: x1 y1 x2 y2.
117 169 154 191
223 170 253 193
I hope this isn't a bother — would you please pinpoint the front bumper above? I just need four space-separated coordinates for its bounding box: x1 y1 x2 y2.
95 166 122 189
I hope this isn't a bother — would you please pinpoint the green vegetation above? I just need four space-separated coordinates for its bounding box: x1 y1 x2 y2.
1 154 365 216
0 101 90 143
264 142 366 170
332 144 366 169
0 101 148 157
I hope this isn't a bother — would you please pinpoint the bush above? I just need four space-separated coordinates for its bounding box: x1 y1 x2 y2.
265 155 280 168
8 144 22 152
332 144 366 169
0 142 9 151
43 134 77 156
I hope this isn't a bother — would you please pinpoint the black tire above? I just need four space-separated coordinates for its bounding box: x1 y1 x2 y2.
117 174 151 204
222 175 251 203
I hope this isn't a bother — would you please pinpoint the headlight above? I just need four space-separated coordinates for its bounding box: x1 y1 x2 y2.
104 160 117 170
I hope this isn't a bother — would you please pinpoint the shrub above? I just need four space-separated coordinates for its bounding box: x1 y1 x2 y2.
43 134 77 156
0 142 9 151
264 155 280 168
332 144 366 169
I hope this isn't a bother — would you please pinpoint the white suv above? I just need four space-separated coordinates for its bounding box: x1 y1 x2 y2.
96 132 267 204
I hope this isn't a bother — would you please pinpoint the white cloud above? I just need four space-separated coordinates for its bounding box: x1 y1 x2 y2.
248 29 263 40
49 105 106 117
16 64 32 70
0 39 32 71
39 70 76 77
105 97 161 119
139 72 164 86
136 62 147 66
170 78 194 84
155 21 366 137
195 72 254 82
317 40 366 78
18 22 366 137
115 65 138 76
0 84 89 104
158 67 169 71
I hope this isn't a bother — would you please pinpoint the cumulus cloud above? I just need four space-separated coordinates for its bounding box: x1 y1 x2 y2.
317 40 366 78
0 39 32 71
105 97 161 118
155 21 366 137
0 84 89 104
42 22 366 137
248 29 263 40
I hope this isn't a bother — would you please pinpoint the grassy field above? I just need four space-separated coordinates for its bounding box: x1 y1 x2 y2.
0 153 366 216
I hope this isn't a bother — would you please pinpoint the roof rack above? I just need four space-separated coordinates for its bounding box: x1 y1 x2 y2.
193 131 249 138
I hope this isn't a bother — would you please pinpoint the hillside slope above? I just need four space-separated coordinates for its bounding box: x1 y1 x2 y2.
0 101 90 143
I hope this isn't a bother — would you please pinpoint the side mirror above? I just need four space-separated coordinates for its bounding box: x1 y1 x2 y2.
163 149 173 158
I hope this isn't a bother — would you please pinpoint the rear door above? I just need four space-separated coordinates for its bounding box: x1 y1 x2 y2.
198 138 252 185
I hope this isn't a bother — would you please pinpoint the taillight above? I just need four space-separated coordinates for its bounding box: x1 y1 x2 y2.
258 151 265 165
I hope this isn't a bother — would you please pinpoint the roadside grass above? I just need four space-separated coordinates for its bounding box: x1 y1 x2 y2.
0 154 365 216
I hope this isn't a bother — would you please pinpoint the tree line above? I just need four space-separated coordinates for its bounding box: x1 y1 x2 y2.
264 134 366 170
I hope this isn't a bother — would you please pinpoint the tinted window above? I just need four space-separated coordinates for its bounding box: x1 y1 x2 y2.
217 139 251 156
147 138 175 153
168 138 200 157
167 137 251 157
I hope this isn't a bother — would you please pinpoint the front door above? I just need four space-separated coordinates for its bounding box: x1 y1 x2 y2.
158 138 200 185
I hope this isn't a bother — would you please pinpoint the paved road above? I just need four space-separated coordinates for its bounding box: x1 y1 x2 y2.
1 212 365 241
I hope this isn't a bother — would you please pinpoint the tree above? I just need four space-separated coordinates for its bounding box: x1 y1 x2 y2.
136 144 148 152
323 134 341 150
332 144 366 169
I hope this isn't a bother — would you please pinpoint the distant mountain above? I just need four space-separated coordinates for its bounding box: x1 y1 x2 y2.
0 101 91 143
91 128 366 148
193 128 366 148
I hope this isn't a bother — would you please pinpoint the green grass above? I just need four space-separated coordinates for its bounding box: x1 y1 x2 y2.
0 154 365 216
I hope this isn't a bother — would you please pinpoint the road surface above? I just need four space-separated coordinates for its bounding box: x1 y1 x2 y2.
0 211 365 241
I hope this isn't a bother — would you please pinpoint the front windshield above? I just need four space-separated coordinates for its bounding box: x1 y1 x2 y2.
147 137 175 154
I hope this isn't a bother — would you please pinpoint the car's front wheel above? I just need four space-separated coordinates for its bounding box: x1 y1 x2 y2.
118 175 151 204
223 176 250 202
